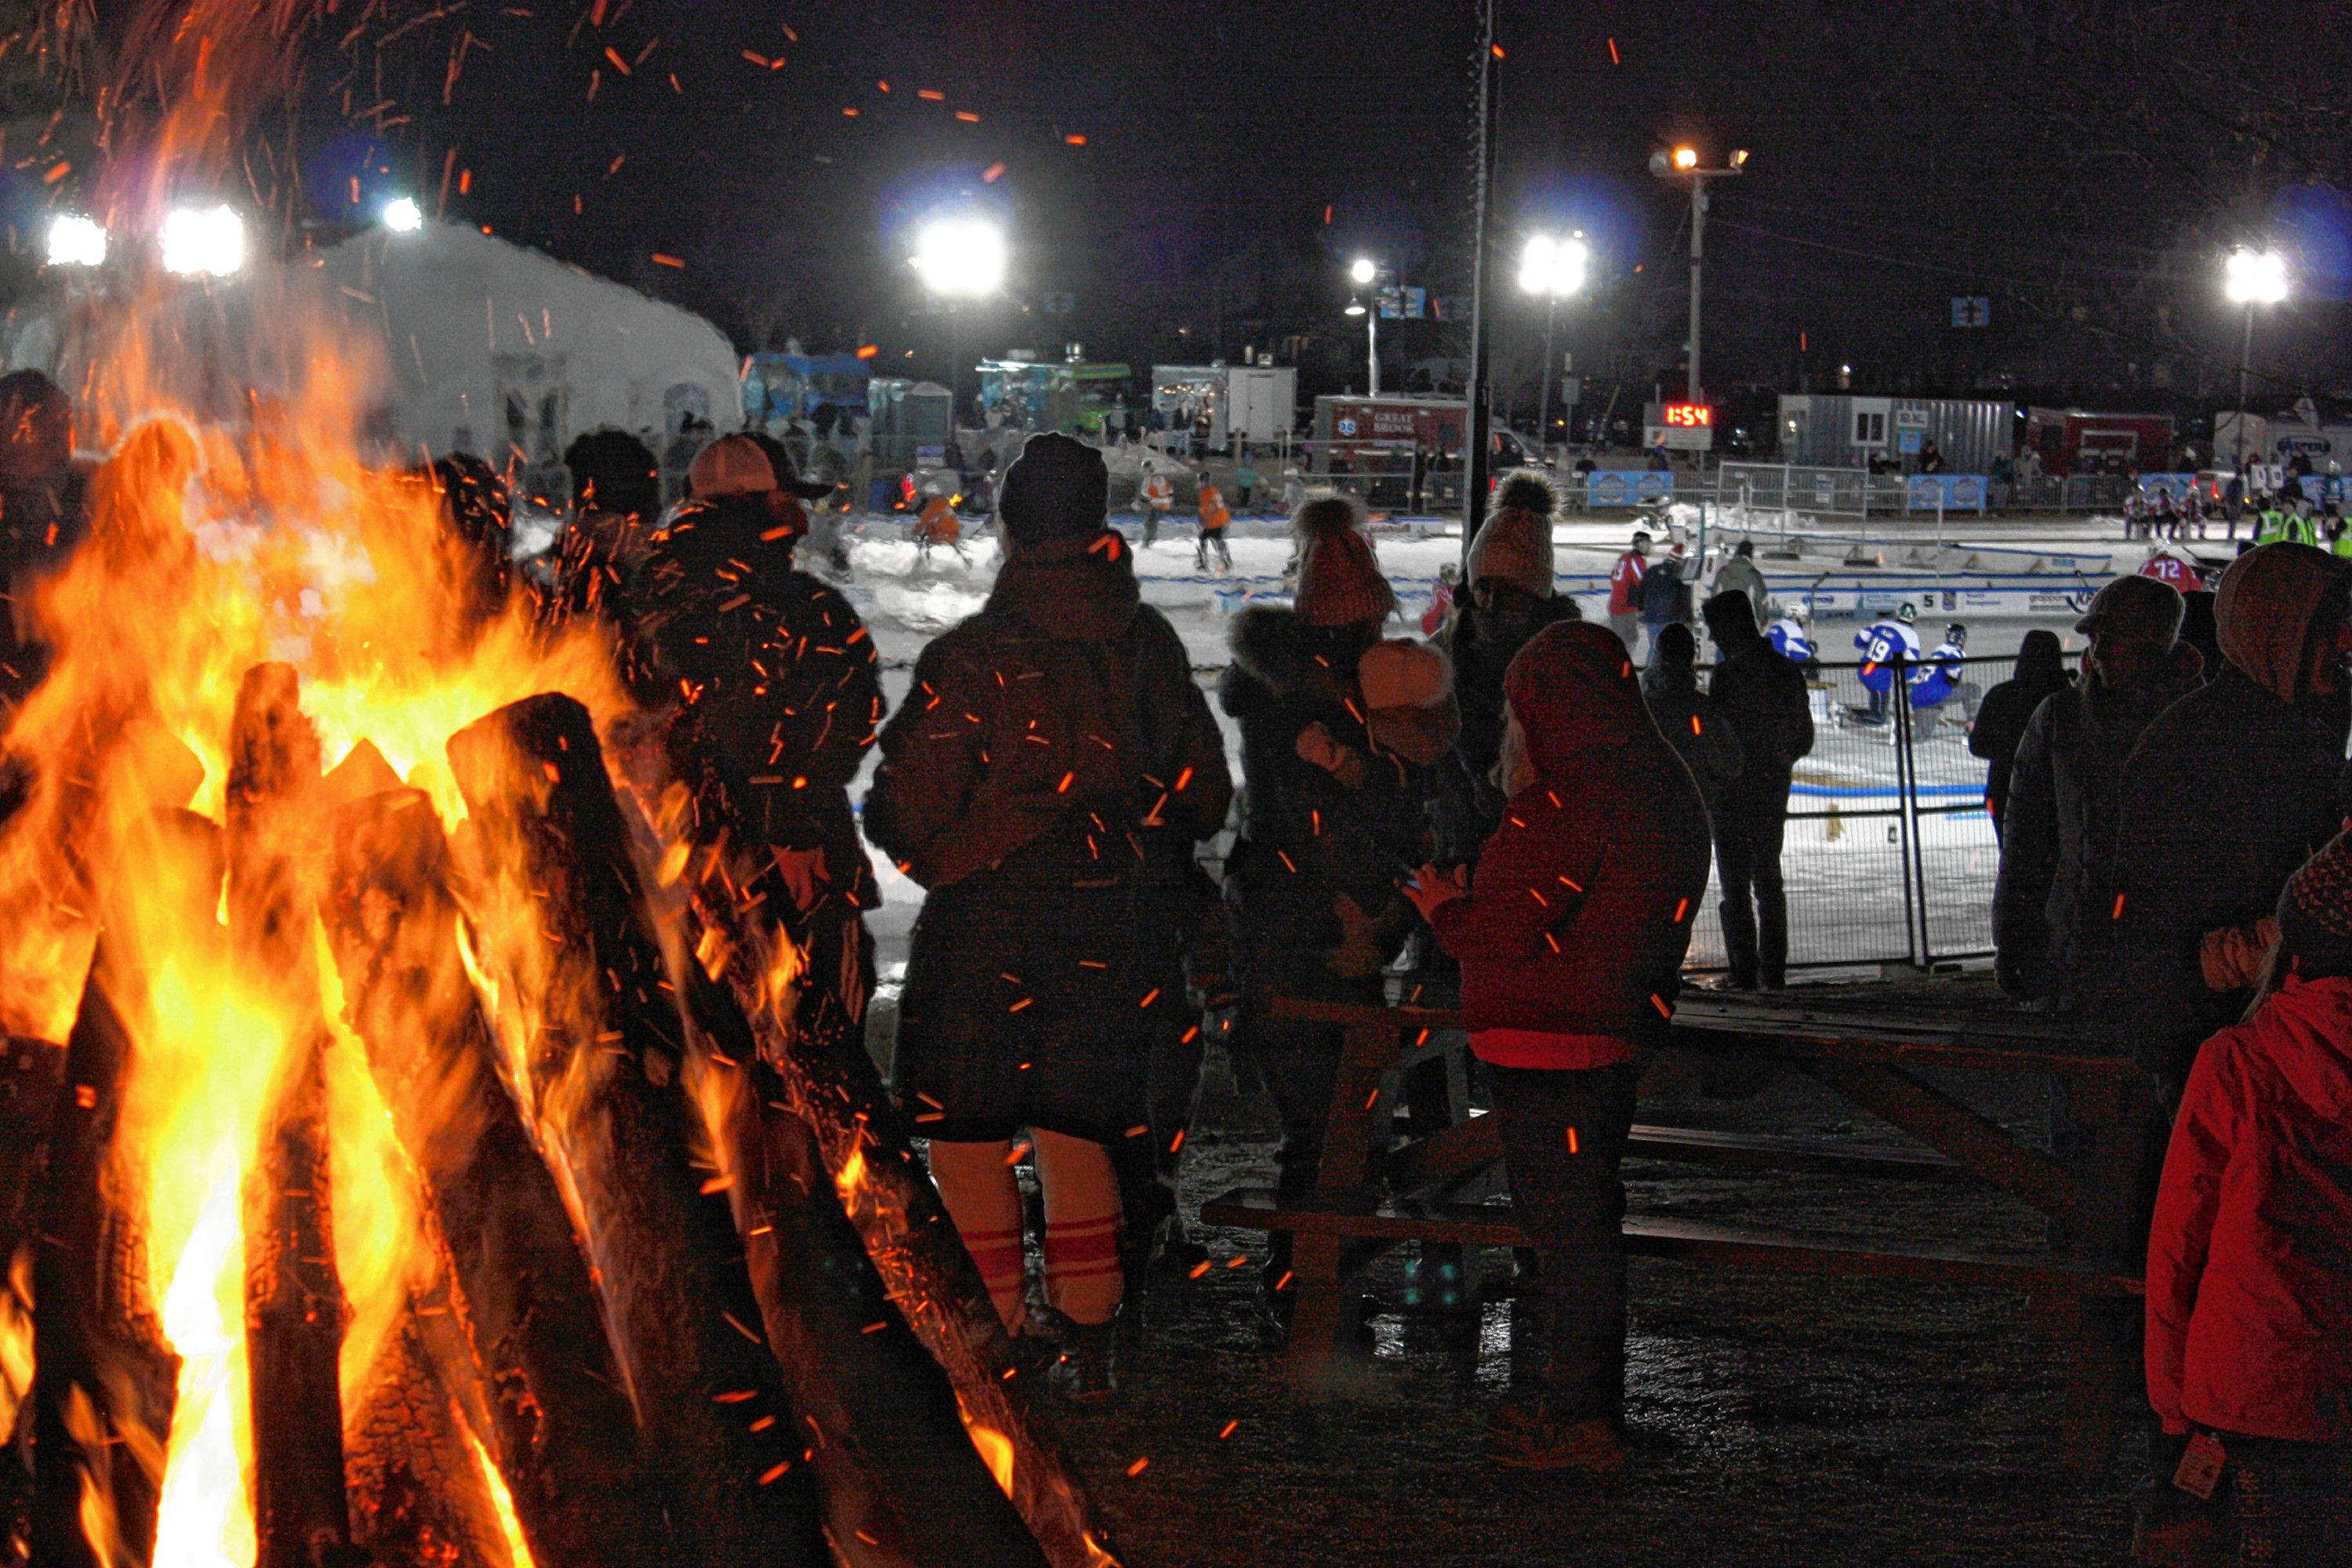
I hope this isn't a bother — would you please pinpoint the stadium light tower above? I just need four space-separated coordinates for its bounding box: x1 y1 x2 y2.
913 216 1007 426
1650 144 1748 404
1519 232 1590 458
2223 248 2288 473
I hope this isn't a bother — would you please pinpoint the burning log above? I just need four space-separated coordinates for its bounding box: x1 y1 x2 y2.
28 951 180 1568
224 664 355 1568
446 695 826 1568
319 786 668 1564
619 713 1117 1568
695 1029 1051 1568
342 1305 514 1568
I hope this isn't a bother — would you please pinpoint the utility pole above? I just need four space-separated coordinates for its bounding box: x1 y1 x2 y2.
1650 145 1748 408
1461 0 1501 563
1686 176 1707 404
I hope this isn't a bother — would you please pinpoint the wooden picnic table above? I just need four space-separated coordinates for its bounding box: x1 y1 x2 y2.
1198 990 2157 1474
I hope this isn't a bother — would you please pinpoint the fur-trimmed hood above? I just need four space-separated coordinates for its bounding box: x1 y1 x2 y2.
1227 601 1362 704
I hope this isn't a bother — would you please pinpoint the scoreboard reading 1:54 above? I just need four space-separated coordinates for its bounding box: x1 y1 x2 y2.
1643 401 1717 450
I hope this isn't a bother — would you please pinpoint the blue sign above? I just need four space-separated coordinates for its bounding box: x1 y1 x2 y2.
1906 474 1987 514
2297 475 2350 505
1586 470 1673 506
2136 473 2200 500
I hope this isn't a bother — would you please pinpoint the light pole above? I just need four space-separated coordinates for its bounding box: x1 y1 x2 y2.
2223 248 2288 474
1519 232 1589 460
1346 256 1380 395
913 216 1009 429
1650 144 1747 405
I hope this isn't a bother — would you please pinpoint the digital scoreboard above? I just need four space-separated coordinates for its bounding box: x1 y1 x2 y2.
1643 401 1716 451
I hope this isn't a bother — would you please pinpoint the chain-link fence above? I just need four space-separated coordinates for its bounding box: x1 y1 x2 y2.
1679 650 2055 974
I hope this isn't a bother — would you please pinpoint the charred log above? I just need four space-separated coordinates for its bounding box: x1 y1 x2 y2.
319 786 665 1565
446 694 824 1568
29 951 179 1568
225 663 355 1568
693 1018 1050 1568
619 711 1116 1568
343 1304 509 1568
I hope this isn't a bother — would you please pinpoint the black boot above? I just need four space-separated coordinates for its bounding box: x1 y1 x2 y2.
1049 1316 1122 1403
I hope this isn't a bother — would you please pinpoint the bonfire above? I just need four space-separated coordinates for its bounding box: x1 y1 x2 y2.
0 5 1112 1566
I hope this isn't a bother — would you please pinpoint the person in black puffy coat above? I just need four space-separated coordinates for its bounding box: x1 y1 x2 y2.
1221 495 1435 1319
866 434 1231 1396
1700 590 1814 989
1968 629 2071 843
631 433 885 1094
1991 579 2195 1009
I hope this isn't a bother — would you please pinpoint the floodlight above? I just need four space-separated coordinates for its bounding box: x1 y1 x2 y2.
1672 146 1699 171
162 205 245 278
1518 233 1590 299
912 217 1007 298
1730 148 1750 169
1349 256 1377 285
382 196 424 233
1345 298 1367 318
46 215 107 268
2223 249 2288 306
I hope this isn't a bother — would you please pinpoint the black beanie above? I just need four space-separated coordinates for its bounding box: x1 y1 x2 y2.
997 432 1109 543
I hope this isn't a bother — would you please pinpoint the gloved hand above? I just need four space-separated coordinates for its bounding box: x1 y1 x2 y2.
1295 721 1367 789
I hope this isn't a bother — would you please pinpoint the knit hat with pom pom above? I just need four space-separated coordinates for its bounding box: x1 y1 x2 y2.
1293 495 1397 627
1465 470 1559 599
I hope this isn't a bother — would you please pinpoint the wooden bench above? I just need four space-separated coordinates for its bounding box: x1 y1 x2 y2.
1197 993 2156 1473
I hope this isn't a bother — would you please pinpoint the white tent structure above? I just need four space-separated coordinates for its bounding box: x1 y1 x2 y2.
302 221 741 494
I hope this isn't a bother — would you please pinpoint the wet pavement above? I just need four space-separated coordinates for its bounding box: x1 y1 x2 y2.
1030 1050 2140 1568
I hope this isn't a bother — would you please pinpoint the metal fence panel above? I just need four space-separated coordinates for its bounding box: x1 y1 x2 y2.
1679 651 2062 974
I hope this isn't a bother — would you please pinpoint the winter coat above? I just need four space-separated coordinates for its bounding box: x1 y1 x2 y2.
1969 638 2073 832
1699 608 1816 829
630 495 884 913
1637 557 1690 626
2146 974 2352 1441
1220 604 1434 996
1711 556 1769 629
1431 593 1581 862
865 532 1232 1119
1430 623 1713 1069
1640 659 1744 814
1991 656 2198 1005
2103 623 2352 1097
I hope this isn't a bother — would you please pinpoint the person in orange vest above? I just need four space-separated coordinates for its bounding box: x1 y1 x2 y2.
916 486 967 566
1139 462 1174 547
1195 477 1233 572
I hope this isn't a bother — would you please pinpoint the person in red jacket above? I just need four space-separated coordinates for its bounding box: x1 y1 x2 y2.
1404 620 1712 1472
2146 829 2352 1565
1606 529 1650 648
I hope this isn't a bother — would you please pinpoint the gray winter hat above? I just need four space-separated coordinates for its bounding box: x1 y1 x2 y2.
997 432 1109 543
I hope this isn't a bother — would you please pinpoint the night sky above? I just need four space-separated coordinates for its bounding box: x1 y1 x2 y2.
49 1 2352 411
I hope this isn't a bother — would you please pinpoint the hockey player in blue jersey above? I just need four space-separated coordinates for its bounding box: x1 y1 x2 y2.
1766 602 1814 663
1853 603 1922 721
1906 622 1976 739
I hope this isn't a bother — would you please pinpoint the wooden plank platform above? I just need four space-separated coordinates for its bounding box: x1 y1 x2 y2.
1200 1187 2143 1298
1226 990 2161 1475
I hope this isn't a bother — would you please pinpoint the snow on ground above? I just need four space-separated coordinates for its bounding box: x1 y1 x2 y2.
833 508 2130 988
